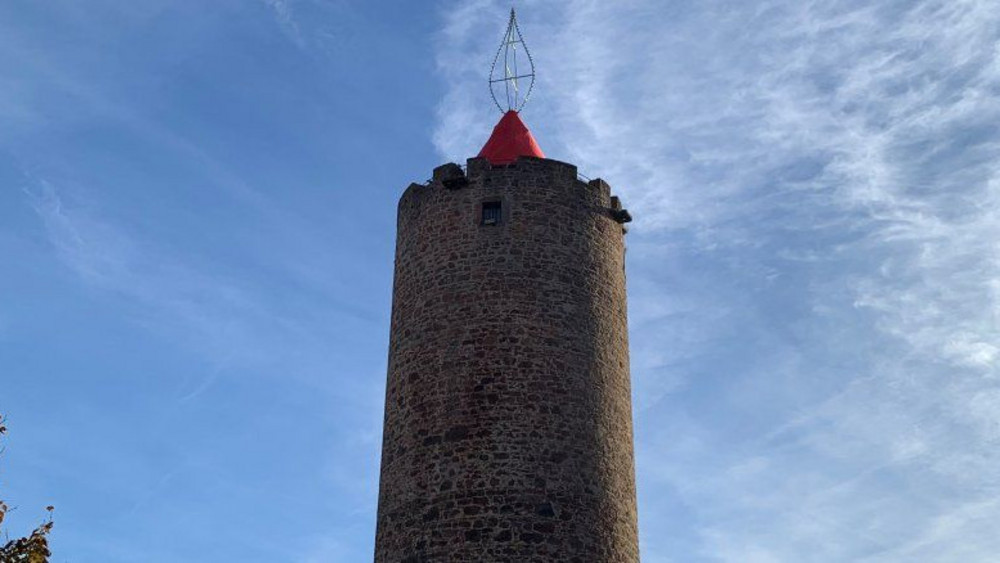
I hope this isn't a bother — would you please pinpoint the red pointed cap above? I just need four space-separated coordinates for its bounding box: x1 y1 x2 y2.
477 110 545 165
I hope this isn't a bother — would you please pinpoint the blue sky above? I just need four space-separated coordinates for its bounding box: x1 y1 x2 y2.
1 1 998 561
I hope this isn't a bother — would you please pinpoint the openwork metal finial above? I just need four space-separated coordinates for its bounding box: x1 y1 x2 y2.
489 8 536 113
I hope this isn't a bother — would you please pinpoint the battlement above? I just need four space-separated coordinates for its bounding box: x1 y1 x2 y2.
409 156 632 227
465 155 576 181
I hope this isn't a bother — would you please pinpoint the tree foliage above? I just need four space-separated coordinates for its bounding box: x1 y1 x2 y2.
0 414 53 563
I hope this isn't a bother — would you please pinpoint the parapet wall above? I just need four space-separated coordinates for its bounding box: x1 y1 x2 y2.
375 156 638 562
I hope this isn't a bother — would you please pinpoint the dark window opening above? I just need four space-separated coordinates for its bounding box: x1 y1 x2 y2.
481 201 502 225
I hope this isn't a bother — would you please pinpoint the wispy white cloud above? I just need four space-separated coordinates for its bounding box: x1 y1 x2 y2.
258 0 358 56
437 1 1000 560
262 0 305 48
19 174 371 398
3 6 379 390
23 179 271 376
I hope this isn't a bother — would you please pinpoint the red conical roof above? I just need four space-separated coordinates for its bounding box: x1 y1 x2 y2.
477 110 545 165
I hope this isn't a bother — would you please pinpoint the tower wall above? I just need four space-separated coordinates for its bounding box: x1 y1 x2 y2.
375 157 638 562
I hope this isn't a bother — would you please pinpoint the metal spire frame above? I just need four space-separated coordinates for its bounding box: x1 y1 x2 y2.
489 8 536 113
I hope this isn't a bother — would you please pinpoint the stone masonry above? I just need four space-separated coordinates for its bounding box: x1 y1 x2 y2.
375 156 639 562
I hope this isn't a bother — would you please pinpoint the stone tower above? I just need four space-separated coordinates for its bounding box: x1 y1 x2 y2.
374 107 639 561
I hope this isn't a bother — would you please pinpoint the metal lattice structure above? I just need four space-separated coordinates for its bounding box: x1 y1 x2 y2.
489 8 536 113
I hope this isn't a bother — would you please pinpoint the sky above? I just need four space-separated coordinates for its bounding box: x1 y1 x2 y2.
0 0 997 561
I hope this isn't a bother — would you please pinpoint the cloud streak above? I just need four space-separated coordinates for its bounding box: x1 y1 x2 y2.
23 179 272 376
